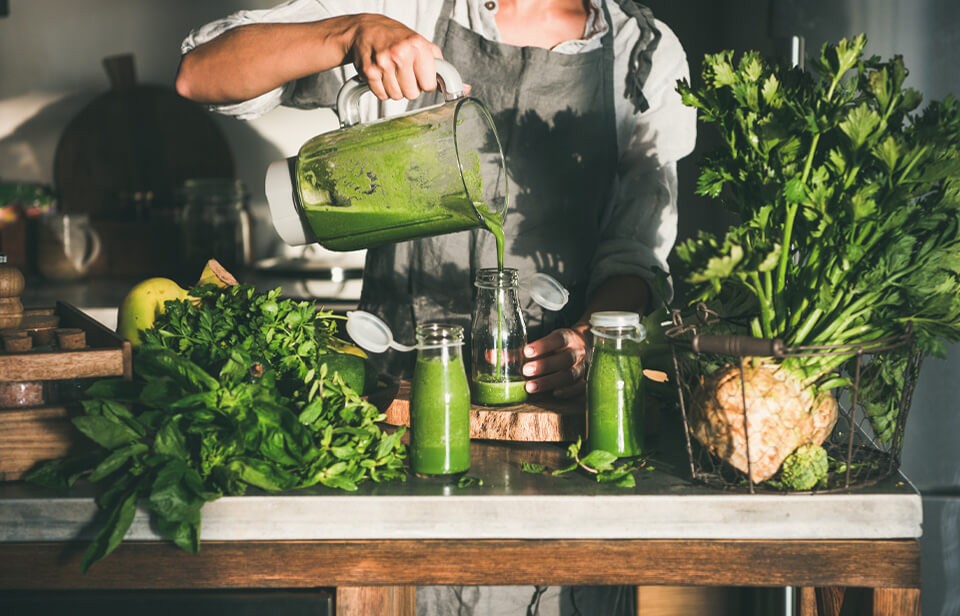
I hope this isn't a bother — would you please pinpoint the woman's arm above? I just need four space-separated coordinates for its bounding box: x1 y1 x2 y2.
175 13 443 105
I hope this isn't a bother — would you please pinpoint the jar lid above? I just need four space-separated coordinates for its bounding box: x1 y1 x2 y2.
528 273 569 311
265 160 315 246
590 311 641 328
346 310 415 353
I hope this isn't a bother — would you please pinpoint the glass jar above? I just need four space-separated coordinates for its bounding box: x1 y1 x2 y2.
0 381 46 409
470 267 528 406
409 323 471 477
585 311 646 458
179 178 251 276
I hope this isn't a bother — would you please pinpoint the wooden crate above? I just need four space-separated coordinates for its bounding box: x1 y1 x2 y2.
0 302 131 481
0 302 132 382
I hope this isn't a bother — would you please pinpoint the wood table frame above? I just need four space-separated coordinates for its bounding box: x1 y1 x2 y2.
0 537 920 615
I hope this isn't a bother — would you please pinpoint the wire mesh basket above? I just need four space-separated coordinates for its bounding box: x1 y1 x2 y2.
668 305 923 493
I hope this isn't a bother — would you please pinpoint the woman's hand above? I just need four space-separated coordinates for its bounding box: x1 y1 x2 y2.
349 14 444 101
522 326 590 398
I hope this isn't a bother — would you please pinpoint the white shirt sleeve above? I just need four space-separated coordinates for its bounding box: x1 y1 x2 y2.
589 17 697 304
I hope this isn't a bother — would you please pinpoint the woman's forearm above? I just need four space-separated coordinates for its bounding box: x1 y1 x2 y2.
175 17 357 105
176 12 444 105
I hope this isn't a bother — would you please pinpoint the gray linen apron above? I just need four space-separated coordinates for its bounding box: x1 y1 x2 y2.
361 0 628 377
359 2 660 613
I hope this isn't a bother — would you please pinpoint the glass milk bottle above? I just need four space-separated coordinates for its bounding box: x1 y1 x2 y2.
410 323 471 477
470 267 528 406
585 311 646 457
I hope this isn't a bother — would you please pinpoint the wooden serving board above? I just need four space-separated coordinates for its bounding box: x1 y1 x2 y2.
54 54 233 220
383 381 585 442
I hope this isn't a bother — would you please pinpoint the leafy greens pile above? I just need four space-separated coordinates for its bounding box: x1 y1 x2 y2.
27 284 406 571
675 36 960 440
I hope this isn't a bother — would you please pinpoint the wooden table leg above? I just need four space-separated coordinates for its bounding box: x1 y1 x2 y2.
335 586 416 616
798 587 819 616
871 587 920 616
799 587 845 616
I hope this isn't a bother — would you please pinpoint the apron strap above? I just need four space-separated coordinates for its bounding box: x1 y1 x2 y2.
612 0 661 113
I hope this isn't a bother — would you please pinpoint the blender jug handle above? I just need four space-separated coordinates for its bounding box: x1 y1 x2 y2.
336 59 466 127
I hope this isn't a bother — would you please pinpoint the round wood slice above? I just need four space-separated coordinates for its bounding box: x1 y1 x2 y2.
383 380 585 442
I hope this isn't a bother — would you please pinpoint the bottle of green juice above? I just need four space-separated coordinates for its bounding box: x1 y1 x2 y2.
585 311 646 458
409 323 471 478
471 268 527 406
470 268 570 407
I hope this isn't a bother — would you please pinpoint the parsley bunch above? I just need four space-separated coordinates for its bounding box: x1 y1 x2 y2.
28 284 406 571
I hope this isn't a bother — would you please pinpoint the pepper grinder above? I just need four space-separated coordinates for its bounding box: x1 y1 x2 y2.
0 254 25 330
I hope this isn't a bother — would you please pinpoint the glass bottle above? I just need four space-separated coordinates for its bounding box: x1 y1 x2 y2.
409 323 471 477
470 267 528 406
179 178 252 276
585 311 646 458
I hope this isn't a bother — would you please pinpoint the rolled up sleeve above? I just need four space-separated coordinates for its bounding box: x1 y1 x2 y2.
179 0 347 119
589 19 696 304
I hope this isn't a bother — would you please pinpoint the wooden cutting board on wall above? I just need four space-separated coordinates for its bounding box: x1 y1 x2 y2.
53 54 234 218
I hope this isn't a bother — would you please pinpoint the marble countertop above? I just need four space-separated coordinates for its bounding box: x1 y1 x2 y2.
0 435 922 544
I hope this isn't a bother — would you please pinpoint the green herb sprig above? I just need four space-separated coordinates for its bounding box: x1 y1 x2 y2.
521 439 653 488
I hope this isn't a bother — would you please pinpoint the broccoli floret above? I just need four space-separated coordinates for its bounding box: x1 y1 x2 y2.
779 444 829 491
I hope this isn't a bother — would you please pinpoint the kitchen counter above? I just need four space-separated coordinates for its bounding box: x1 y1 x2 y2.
0 436 921 543
0 421 923 615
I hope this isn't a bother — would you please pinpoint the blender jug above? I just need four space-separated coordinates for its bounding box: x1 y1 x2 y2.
265 60 508 251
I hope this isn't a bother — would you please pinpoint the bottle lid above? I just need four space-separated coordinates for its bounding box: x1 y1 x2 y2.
528 273 569 311
590 311 641 328
265 160 314 246
345 310 415 353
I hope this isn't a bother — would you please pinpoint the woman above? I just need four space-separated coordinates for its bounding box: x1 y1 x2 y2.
177 2 695 612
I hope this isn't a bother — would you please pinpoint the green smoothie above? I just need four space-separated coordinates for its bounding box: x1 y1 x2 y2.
472 374 528 406
479 205 506 271
586 340 645 458
294 104 498 251
410 353 471 477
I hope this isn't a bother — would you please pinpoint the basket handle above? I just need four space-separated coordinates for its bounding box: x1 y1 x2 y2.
691 334 785 358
